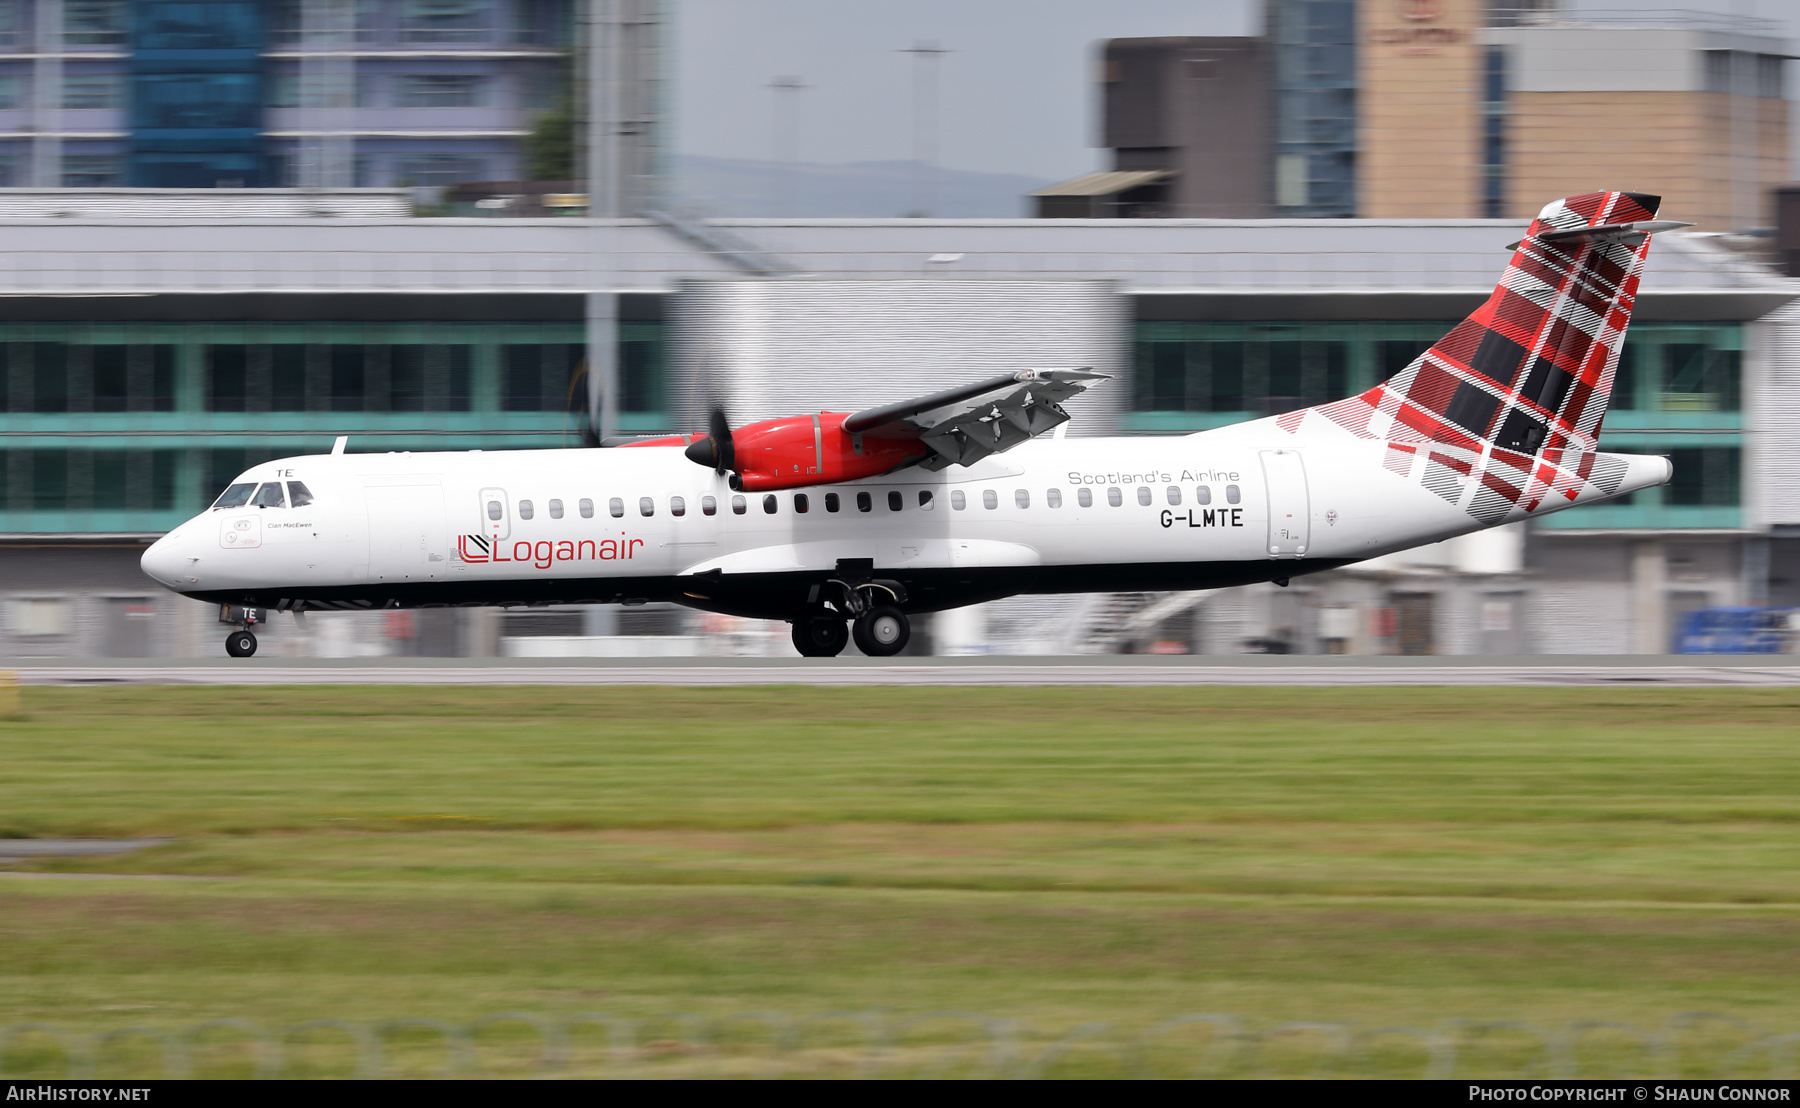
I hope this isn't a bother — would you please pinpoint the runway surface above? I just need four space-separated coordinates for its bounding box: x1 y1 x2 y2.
8 656 1800 686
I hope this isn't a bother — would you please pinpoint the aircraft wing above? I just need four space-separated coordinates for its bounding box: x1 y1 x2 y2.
841 368 1109 470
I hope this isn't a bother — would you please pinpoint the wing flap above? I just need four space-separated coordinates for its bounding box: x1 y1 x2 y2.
846 367 1109 469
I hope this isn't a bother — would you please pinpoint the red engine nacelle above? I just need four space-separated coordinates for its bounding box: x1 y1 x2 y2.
730 412 923 491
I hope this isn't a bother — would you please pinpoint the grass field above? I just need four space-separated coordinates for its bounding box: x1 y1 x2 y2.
2 685 1798 1077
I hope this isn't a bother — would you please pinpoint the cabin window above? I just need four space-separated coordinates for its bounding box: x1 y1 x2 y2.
763 494 778 514
609 497 624 518
1047 488 1062 508
888 491 903 512
487 499 503 521
982 489 998 510
1077 488 1092 508
1137 486 1152 506
213 482 257 509
519 499 534 520
857 492 872 513
794 493 809 514
701 495 717 516
825 492 840 513
951 490 966 510
1196 485 1211 505
1166 486 1181 506
579 498 594 518
918 490 933 510
548 498 564 519
1015 489 1030 509
670 496 686 517
1226 484 1241 504
1107 487 1123 507
731 495 746 515
252 482 286 508
639 497 654 517
287 481 316 507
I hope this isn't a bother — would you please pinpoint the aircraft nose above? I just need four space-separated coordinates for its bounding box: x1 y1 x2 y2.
140 531 188 587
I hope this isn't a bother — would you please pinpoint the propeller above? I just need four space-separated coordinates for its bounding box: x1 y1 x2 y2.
683 406 736 475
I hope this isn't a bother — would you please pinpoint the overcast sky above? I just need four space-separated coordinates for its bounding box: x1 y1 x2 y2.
672 0 1798 183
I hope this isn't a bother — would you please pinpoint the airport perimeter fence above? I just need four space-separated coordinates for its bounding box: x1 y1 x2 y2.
3 1011 1799 1080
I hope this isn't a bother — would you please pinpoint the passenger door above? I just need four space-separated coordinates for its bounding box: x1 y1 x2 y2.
1260 449 1310 558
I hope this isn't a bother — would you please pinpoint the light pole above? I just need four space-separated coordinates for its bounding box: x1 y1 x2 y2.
767 75 809 217
899 40 949 217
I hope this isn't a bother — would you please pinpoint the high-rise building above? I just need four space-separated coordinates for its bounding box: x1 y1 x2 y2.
1052 0 1789 229
0 1 664 194
1038 36 1270 218
1269 0 1356 217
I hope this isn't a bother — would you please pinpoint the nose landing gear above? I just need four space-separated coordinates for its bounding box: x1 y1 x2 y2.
219 603 265 658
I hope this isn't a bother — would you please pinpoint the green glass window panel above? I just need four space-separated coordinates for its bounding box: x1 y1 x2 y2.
152 346 177 412
330 346 365 412
93 346 127 413
1268 341 1303 403
502 343 582 412
1662 344 1740 412
1210 342 1245 411
1379 339 1430 381
207 448 246 504
271 345 306 411
1150 342 1186 411
32 449 67 510
152 450 176 510
1666 447 1740 507
1325 342 1348 399
1612 343 1637 410
387 345 473 412
93 450 127 510
33 343 68 414
620 330 661 414
207 345 248 412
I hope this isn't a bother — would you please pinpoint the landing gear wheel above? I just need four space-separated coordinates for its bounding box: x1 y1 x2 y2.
790 616 848 658
225 630 258 658
851 605 910 657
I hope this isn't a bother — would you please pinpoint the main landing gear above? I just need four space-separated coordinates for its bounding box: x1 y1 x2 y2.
789 564 915 658
788 607 913 658
851 606 910 657
791 616 849 658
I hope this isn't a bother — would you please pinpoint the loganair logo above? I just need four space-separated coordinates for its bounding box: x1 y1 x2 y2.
458 533 643 569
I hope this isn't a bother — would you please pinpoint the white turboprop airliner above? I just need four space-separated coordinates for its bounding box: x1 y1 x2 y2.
142 191 1684 658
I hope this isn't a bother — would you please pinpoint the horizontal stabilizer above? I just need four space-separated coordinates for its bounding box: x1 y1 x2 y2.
1505 220 1691 250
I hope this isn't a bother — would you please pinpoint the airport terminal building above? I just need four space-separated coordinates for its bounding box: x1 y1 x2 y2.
0 201 1794 657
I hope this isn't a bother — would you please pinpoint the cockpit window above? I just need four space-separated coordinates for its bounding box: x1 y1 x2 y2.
213 482 256 509
287 481 315 507
252 482 287 509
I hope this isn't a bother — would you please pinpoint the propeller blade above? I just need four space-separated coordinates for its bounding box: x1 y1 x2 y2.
708 407 735 474
683 407 737 474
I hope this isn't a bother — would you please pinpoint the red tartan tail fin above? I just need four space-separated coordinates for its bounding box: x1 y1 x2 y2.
1364 190 1665 458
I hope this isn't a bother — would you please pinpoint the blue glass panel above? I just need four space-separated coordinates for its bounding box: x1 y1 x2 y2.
136 1 262 51
133 72 261 131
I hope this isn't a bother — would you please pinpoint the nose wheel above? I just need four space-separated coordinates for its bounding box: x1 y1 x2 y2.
225 630 258 658
851 606 910 657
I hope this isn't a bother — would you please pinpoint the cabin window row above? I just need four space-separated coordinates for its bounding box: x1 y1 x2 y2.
499 484 1242 522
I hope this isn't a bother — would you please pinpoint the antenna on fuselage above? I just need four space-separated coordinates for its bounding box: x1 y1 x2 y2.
331 436 348 455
